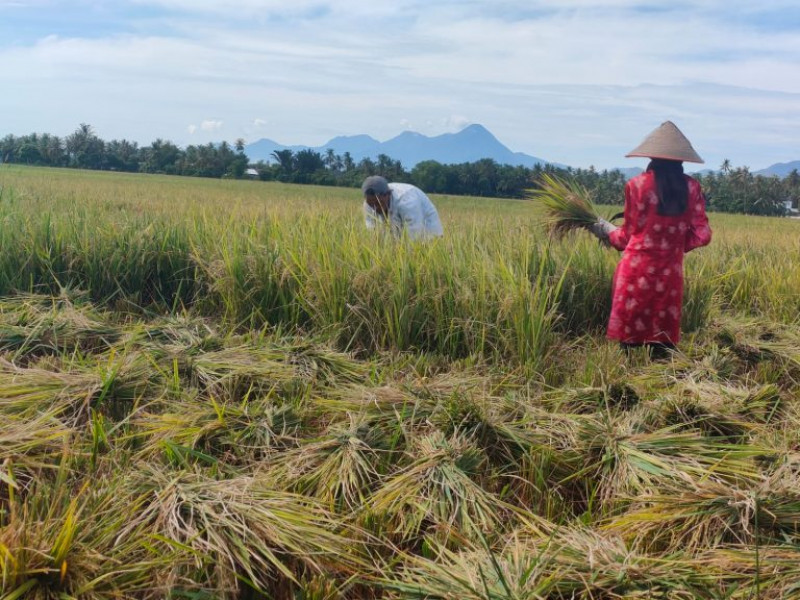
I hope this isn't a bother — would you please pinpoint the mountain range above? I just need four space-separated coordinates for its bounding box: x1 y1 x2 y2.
244 124 798 177
755 161 800 178
245 124 559 169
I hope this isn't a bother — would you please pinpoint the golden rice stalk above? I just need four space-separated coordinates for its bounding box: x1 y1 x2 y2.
129 466 370 593
606 480 771 553
364 431 507 545
385 526 716 599
528 173 601 239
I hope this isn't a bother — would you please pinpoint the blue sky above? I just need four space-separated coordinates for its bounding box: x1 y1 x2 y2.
2 0 799 170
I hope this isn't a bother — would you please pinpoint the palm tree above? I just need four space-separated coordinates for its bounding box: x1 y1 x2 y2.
271 149 293 170
66 123 105 169
342 152 355 173
324 148 338 172
271 149 295 181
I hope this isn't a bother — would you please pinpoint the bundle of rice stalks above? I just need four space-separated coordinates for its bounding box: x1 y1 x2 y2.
418 389 549 464
87 350 165 421
608 475 800 554
310 384 439 433
267 414 387 511
133 392 301 466
385 526 714 599
570 416 763 511
364 431 507 546
540 382 641 414
182 338 368 401
0 413 71 470
0 357 104 424
131 467 370 596
696 547 800 600
0 349 161 427
188 345 302 399
276 337 370 385
661 380 782 433
0 293 119 360
125 313 221 355
527 173 603 239
714 316 800 376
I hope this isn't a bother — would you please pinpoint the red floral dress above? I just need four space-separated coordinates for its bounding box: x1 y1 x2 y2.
607 171 712 345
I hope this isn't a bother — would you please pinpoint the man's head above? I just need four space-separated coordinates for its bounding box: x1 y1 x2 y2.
362 175 391 217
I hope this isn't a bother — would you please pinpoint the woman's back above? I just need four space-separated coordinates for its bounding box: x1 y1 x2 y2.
617 171 708 255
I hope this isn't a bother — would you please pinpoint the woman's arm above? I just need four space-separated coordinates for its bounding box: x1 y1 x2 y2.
684 184 712 252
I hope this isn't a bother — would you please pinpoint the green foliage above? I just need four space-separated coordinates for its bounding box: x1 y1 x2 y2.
696 163 799 216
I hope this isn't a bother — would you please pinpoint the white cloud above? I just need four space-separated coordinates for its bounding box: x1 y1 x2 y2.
398 115 471 135
2 1 799 169
442 115 471 133
200 120 223 131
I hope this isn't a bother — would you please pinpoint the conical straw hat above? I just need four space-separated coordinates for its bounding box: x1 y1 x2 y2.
625 121 704 163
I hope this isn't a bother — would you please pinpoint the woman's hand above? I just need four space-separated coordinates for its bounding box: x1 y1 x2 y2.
588 218 618 245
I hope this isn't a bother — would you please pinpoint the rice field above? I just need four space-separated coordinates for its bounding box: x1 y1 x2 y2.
3 164 800 599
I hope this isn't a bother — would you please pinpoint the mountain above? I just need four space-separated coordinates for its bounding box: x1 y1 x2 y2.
613 167 722 180
242 138 321 161
755 161 800 178
244 124 555 168
322 134 382 158
614 167 643 180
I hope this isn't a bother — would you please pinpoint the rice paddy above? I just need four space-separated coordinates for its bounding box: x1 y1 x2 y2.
3 164 800 599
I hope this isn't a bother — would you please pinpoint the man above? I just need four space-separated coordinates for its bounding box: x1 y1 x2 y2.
361 175 443 240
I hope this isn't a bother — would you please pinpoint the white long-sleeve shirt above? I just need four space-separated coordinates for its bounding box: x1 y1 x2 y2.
363 183 444 240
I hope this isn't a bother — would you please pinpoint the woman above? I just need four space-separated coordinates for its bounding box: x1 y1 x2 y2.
592 121 712 357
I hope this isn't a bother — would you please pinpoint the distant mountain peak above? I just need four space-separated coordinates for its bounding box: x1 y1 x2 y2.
461 123 491 133
327 134 378 143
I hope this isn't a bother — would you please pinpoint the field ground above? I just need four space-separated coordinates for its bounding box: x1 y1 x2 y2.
3 165 800 599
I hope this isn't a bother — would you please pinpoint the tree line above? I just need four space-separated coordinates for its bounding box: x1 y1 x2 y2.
261 148 628 204
2 124 799 215
1 124 249 179
694 161 800 216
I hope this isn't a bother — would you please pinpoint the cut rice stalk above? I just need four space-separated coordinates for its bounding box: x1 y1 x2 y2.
528 173 603 239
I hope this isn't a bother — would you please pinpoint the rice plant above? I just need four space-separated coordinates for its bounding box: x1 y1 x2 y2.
2 166 800 597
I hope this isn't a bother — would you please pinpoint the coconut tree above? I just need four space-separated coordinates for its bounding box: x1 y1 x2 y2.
271 149 295 180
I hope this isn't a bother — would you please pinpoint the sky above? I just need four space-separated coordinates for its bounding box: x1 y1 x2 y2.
2 0 800 171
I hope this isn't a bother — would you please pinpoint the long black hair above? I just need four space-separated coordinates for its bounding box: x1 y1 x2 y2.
647 159 688 216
